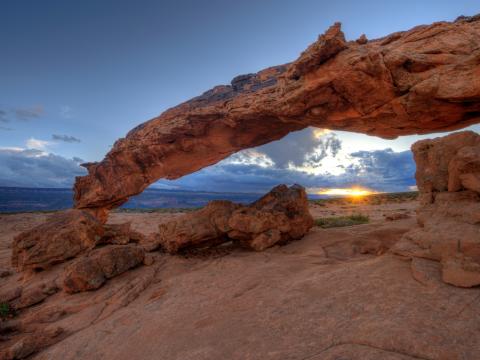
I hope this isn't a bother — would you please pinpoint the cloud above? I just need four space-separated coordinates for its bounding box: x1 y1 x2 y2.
15 106 44 121
155 148 416 194
151 128 416 194
0 126 13 131
0 148 86 188
26 137 52 151
52 134 81 143
0 105 44 123
248 127 340 169
303 134 342 167
60 105 73 119
343 148 416 190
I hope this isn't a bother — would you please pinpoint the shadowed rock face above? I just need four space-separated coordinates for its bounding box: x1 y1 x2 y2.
74 17 480 218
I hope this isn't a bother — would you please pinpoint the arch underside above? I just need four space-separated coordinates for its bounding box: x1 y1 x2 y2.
74 17 480 218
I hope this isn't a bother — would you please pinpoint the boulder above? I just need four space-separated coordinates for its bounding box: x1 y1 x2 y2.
11 210 104 272
227 184 314 251
442 255 480 288
11 212 149 274
158 201 239 253
100 222 146 245
63 244 145 294
157 184 313 253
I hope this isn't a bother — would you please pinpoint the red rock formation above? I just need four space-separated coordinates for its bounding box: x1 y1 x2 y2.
11 212 146 273
11 210 103 272
74 17 480 217
158 201 239 253
392 131 480 287
63 244 145 293
157 184 313 253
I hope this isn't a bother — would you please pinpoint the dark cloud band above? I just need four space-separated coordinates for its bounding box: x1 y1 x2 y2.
52 134 81 143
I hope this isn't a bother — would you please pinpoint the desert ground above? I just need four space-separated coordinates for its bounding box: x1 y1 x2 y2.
1 194 479 360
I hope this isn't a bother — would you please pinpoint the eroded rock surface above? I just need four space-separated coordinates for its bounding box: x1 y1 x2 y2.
1 213 158 359
11 212 147 273
392 131 480 287
11 210 104 272
74 17 480 216
158 184 314 253
63 245 145 294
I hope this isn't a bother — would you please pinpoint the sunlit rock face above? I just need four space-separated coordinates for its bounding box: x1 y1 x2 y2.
74 16 480 218
11 211 147 273
392 131 480 287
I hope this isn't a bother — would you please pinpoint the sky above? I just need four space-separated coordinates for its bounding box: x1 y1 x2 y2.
1 0 479 194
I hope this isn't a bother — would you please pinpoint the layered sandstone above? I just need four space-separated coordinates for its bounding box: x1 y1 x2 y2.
11 211 146 273
63 244 145 293
157 184 314 253
74 17 480 217
11 210 104 272
392 131 480 287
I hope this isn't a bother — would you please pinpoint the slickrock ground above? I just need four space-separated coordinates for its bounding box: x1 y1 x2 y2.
2 196 479 360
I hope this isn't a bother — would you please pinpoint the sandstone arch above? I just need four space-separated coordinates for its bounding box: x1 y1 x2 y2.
74 17 480 220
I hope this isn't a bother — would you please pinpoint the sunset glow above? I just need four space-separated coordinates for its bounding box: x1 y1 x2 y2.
312 128 331 138
316 187 376 197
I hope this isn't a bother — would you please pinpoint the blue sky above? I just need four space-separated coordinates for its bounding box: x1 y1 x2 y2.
1 0 479 193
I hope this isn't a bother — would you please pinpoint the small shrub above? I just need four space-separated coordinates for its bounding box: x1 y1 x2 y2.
0 302 12 320
315 214 370 228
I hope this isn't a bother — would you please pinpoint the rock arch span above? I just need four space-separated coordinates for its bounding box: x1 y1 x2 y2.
74 17 480 220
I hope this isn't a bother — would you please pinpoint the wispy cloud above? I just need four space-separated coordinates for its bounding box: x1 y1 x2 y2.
26 137 52 151
0 105 44 123
0 126 13 131
52 134 81 143
15 105 44 121
60 105 73 119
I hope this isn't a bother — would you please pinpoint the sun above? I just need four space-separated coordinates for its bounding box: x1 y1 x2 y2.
316 187 376 197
